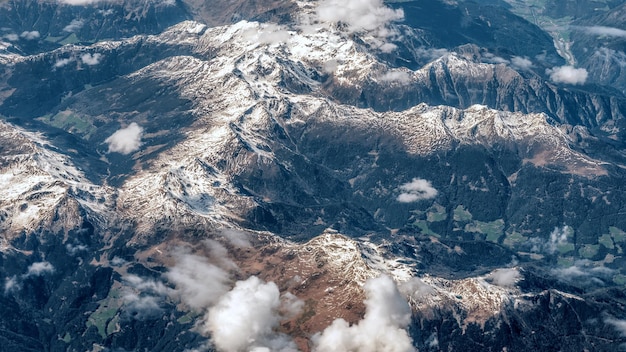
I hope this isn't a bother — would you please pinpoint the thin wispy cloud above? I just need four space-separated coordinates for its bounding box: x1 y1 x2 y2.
63 19 84 33
581 26 626 38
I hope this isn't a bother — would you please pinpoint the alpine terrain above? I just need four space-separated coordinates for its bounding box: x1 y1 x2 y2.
1 0 626 351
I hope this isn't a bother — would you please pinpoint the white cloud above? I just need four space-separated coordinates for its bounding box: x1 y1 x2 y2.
546 65 588 85
413 47 450 62
379 71 412 84
243 23 291 45
104 122 143 154
20 31 40 40
323 59 339 73
529 226 575 254
582 26 626 38
25 261 54 277
203 239 238 271
606 317 626 336
482 53 509 65
316 0 404 51
165 249 231 310
63 19 84 33
220 228 251 248
550 260 615 286
80 52 102 66
54 57 74 68
399 277 435 298
123 292 164 320
206 276 298 352
66 242 88 255
3 33 19 42
4 276 19 294
312 275 414 352
511 56 534 71
397 178 438 203
487 268 520 287
280 291 304 319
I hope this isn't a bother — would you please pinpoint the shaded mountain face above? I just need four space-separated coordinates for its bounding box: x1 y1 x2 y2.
1 0 626 351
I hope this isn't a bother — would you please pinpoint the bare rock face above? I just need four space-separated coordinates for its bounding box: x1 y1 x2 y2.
1 1 626 351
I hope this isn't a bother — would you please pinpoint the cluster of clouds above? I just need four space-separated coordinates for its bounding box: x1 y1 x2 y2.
315 0 404 52
4 261 55 295
397 178 438 203
117 226 416 352
2 30 43 42
104 122 144 154
162 241 303 352
54 52 103 68
481 53 534 71
312 275 415 352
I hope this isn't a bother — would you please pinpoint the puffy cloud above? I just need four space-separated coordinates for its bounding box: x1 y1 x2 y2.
104 122 143 154
20 31 40 40
4 276 19 294
3 33 19 42
164 249 231 310
54 57 74 68
122 292 164 320
312 275 414 352
397 178 438 203
316 0 404 52
121 275 169 320
66 242 88 255
25 261 54 277
206 276 299 352
546 65 588 85
487 268 520 287
379 71 412 84
81 52 102 65
582 26 626 38
511 56 534 71
63 19 85 33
